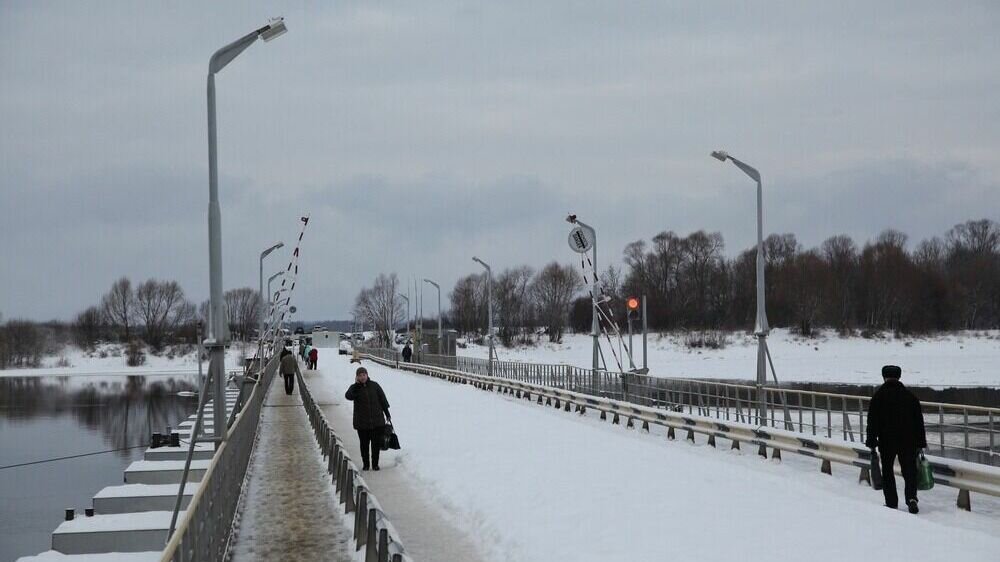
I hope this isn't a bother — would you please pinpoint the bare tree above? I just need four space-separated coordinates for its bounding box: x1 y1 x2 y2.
493 266 534 346
224 288 261 342
1 319 45 367
531 262 581 342
102 277 135 342
73 306 105 350
353 274 403 346
449 273 486 336
135 280 191 350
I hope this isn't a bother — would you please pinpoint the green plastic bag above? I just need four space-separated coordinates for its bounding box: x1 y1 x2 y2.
917 451 935 491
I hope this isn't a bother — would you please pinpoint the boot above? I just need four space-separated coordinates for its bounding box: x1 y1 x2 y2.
360 449 370 471
371 446 381 471
907 499 919 514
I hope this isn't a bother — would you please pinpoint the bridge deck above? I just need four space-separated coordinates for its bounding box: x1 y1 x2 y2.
307 370 487 562
229 376 353 561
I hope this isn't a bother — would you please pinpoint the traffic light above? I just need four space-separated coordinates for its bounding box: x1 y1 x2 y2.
626 296 640 312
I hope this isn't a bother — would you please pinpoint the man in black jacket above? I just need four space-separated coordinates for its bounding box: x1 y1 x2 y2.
866 365 927 513
345 367 391 471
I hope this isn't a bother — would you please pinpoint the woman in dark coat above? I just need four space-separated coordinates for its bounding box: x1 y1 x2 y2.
345 366 391 470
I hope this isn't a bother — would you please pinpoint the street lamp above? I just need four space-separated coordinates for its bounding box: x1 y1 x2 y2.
424 278 442 355
259 242 284 346
712 149 770 425
205 17 287 450
566 214 600 374
472 257 494 376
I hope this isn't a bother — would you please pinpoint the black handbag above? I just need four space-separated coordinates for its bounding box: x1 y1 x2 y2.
381 423 401 451
870 449 883 490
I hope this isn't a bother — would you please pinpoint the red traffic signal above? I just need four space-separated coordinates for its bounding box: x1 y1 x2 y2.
626 297 640 311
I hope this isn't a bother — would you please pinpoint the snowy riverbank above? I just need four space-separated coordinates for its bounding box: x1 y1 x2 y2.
458 329 1000 387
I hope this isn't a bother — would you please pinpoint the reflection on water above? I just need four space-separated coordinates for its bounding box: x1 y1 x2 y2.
0 374 198 561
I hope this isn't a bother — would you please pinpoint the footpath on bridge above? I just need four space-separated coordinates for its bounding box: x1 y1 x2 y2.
305 368 487 562
230 372 353 561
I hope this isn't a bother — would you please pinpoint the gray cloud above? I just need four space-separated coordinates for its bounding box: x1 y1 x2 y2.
2 1 999 320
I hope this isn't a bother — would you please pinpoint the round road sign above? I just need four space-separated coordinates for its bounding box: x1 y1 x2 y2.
568 226 594 253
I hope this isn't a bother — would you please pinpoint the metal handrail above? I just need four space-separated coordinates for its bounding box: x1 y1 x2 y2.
361 346 999 468
160 353 279 561
362 352 1000 512
296 368 414 562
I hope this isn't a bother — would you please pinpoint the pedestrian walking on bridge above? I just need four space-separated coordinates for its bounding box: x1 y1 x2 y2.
866 365 927 513
308 347 318 370
279 347 299 395
345 366 391 471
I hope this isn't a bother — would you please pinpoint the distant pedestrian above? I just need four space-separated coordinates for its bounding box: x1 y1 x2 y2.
401 343 412 363
866 365 927 513
345 367 391 471
308 347 318 370
279 347 299 395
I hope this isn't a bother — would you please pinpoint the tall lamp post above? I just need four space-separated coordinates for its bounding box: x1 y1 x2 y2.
566 215 599 374
711 150 770 425
205 17 287 448
424 278 442 354
267 270 285 348
472 257 494 377
259 242 283 347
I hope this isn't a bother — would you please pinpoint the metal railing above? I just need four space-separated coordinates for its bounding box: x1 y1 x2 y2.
161 353 278 562
297 369 414 562
363 347 999 468
362 351 1000 511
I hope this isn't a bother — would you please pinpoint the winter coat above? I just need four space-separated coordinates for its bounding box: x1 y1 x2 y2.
309 348 318 361
280 353 298 376
865 380 927 451
345 380 390 430
401 346 412 361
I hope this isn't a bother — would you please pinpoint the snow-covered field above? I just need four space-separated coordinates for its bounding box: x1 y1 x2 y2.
0 343 249 379
315 351 1000 562
458 329 1000 387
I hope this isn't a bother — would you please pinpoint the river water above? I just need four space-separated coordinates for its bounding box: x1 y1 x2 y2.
0 374 198 561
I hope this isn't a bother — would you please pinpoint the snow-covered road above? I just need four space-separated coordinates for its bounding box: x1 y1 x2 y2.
315 349 1000 562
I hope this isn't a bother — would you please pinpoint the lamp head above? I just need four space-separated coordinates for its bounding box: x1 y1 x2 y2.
258 17 288 42
711 150 729 162
566 214 577 224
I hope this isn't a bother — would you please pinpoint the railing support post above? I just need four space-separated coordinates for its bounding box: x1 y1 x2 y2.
957 489 971 511
366 509 378 561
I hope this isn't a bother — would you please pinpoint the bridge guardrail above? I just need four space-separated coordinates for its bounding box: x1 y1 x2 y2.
161 352 278 562
297 368 414 562
368 347 998 468
361 350 1000 512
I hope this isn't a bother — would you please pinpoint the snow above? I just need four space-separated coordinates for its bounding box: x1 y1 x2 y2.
93 484 191 499
17 551 161 561
53 511 180 533
314 350 1000 562
307 372 489 562
459 329 1000 387
0 343 247 379
123 460 211 472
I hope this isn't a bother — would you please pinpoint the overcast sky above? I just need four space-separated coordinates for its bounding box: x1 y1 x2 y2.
2 1 999 321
